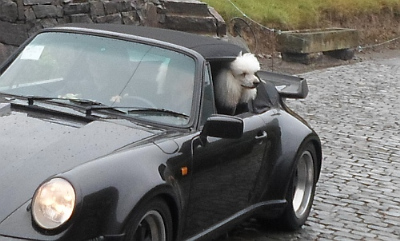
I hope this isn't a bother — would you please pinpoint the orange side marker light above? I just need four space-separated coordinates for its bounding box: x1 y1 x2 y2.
181 167 188 176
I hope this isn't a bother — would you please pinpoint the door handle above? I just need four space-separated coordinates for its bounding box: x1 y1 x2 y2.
255 131 268 140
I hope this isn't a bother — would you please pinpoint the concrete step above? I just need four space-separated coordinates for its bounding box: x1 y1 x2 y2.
277 28 359 54
163 0 209 16
277 28 359 64
163 13 217 35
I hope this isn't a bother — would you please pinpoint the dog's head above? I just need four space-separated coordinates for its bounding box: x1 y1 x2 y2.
230 52 261 89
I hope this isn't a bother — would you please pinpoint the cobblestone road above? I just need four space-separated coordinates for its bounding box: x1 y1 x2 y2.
220 57 400 240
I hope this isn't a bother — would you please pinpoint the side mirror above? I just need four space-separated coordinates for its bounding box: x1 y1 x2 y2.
200 115 244 142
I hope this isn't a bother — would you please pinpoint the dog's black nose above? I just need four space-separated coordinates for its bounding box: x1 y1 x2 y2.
253 81 260 87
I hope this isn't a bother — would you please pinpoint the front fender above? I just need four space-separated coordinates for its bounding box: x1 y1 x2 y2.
0 143 185 241
63 144 184 237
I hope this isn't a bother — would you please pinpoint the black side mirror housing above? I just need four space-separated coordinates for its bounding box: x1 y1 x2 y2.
201 115 244 142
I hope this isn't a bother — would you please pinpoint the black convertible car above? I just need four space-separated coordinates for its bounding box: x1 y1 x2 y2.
0 24 321 241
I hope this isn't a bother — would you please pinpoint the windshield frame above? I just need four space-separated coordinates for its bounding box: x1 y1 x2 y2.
0 27 207 129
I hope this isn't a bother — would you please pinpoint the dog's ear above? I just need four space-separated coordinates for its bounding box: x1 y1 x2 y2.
238 51 243 57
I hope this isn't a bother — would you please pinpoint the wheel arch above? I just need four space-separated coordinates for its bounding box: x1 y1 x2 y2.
277 135 320 230
310 136 322 182
262 132 321 202
257 132 321 222
120 185 181 241
285 134 322 191
159 191 180 241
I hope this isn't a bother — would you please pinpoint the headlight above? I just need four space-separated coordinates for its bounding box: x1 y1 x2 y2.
32 178 76 229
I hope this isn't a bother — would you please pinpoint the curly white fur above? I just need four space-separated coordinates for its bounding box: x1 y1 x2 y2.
215 52 261 112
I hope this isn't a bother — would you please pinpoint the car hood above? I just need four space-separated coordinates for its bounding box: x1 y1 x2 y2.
0 109 161 223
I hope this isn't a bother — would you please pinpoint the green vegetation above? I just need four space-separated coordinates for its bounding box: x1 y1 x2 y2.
202 0 400 29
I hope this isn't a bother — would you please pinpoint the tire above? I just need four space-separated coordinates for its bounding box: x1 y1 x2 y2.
124 198 173 241
281 143 318 230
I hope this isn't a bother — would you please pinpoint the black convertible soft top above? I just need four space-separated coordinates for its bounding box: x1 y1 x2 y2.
54 24 247 61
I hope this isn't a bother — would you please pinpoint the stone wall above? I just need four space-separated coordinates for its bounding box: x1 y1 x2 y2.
0 0 226 63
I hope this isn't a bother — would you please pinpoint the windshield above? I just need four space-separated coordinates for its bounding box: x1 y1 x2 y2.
0 32 196 126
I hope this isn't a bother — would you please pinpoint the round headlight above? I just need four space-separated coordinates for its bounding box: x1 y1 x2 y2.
32 178 76 229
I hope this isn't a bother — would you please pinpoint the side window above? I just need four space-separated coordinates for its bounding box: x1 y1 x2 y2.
200 64 216 125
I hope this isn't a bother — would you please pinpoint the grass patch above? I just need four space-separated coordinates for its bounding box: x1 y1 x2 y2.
202 0 400 29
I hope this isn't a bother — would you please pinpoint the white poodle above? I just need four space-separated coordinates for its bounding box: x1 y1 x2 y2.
215 52 261 115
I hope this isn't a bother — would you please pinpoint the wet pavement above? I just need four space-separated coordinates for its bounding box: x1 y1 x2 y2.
218 57 400 240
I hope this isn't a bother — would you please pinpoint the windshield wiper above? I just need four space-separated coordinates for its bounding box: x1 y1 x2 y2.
11 95 188 119
25 96 104 106
68 98 103 106
127 108 189 118
85 106 189 118
25 96 116 116
26 96 60 105
23 96 128 117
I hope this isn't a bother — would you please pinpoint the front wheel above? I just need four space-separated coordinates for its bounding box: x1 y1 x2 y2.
124 198 173 241
281 143 318 230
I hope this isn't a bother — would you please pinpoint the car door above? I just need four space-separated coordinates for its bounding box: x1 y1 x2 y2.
182 112 273 238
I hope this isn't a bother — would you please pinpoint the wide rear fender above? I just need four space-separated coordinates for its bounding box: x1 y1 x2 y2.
261 111 321 202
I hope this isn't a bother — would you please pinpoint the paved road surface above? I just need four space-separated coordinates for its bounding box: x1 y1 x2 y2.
218 57 400 240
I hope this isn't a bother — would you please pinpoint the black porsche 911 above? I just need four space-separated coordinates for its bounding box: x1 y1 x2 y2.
0 24 322 241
